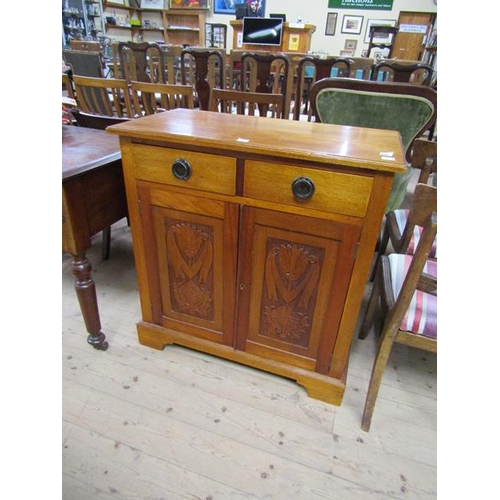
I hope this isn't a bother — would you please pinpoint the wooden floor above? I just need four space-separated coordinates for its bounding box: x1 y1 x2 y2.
62 218 437 500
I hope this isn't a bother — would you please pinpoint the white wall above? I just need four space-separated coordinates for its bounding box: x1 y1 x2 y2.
206 0 437 55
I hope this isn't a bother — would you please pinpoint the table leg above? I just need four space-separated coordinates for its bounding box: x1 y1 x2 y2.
70 252 109 351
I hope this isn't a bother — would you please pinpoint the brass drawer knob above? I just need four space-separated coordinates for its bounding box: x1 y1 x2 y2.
171 158 192 180
291 176 315 201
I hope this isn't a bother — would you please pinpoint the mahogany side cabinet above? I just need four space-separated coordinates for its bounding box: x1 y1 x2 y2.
108 109 405 405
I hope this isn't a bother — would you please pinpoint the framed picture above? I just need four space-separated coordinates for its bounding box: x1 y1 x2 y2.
340 49 354 57
141 0 163 8
214 0 243 15
364 19 397 43
170 0 210 9
325 12 337 36
344 39 357 51
248 0 265 17
213 0 264 16
341 15 363 35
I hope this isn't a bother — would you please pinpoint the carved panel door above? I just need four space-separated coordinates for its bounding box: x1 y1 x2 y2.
140 184 239 347
236 207 362 374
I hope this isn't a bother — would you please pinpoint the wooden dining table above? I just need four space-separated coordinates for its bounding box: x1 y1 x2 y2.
62 125 128 350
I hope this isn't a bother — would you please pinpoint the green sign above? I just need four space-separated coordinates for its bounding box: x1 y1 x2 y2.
328 0 394 10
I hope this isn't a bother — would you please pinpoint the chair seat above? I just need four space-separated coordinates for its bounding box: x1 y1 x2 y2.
392 209 438 258
388 254 437 338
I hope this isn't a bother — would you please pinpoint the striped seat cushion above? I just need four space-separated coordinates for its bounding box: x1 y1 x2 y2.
394 209 438 258
388 254 437 339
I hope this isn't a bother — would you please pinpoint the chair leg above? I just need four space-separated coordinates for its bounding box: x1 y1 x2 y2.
358 269 382 340
102 226 111 261
361 328 396 432
370 223 389 282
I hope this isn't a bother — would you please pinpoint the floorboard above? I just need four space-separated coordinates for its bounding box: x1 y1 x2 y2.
62 218 437 499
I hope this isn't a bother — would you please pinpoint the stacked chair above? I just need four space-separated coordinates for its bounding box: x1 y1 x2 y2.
370 138 437 280
357 182 437 432
358 138 437 432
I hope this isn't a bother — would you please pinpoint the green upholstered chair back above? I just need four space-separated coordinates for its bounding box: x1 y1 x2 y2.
310 78 436 160
309 78 437 211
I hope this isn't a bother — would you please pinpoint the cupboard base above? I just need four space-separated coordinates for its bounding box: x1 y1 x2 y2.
137 321 346 406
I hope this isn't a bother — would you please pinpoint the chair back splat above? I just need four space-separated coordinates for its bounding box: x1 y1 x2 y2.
181 48 225 111
71 76 133 129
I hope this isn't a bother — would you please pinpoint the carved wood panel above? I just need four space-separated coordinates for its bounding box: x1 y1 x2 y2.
237 207 361 372
150 200 238 345
260 238 324 348
164 218 215 320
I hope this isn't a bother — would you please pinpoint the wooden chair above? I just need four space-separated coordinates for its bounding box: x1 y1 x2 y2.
71 75 134 129
369 139 437 280
348 57 374 79
226 49 247 90
130 81 194 117
208 88 283 118
371 60 435 86
358 183 437 432
69 75 133 259
118 41 166 84
293 56 352 121
240 52 289 119
226 49 271 90
162 44 184 84
62 50 105 78
69 39 111 76
181 48 226 110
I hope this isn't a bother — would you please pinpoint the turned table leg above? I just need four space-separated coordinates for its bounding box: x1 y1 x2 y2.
70 252 109 351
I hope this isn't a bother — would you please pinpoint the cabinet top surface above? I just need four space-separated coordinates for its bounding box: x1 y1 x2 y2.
108 109 406 173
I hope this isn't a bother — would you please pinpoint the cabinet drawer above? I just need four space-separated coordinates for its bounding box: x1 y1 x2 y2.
244 161 373 217
131 144 237 196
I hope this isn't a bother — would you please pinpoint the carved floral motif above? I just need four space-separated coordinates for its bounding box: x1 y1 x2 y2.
262 241 321 347
166 221 214 319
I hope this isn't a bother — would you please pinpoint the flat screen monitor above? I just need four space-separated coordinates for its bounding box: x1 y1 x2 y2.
242 17 284 46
